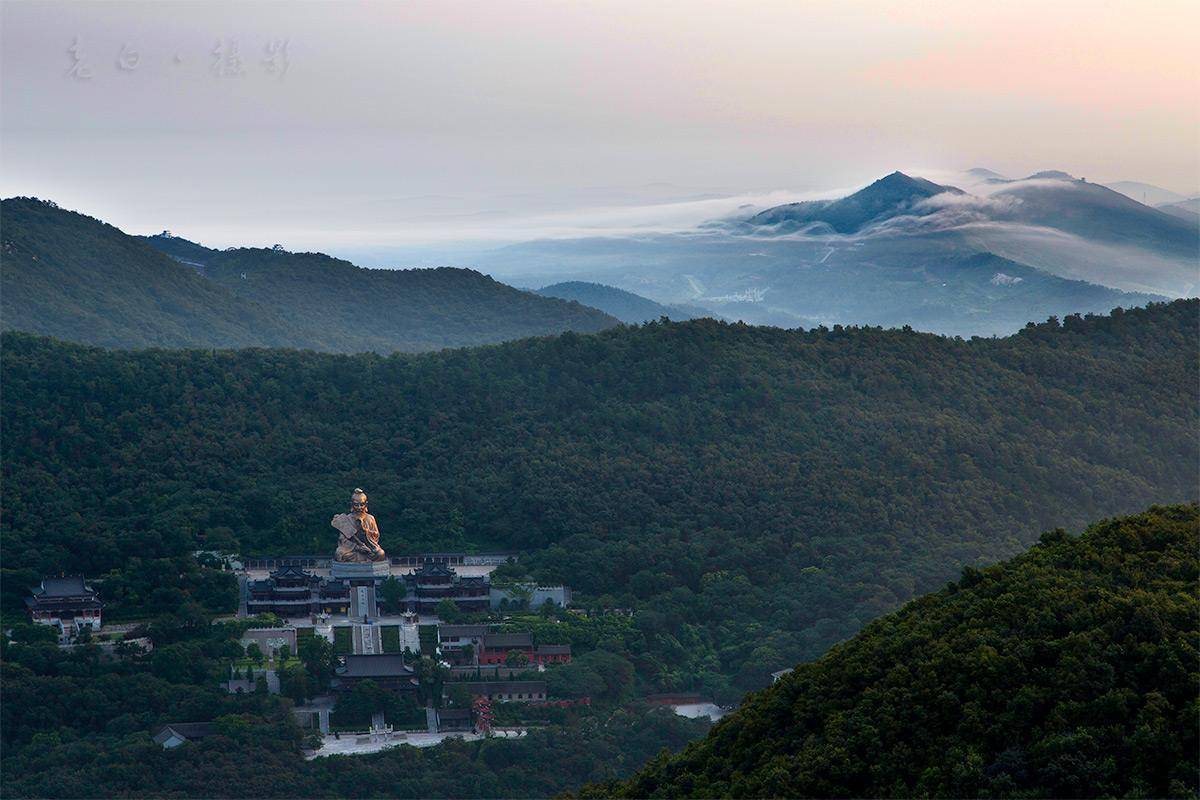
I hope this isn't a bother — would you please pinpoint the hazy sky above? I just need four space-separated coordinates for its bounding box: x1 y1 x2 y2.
2 0 1197 259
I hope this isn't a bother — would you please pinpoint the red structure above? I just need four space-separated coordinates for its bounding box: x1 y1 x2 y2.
477 632 572 665
530 697 591 708
472 695 494 734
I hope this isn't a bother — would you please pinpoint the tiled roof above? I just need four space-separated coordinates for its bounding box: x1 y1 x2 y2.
270 565 312 579
339 654 413 678
438 708 472 721
456 680 547 694
152 722 216 744
34 576 93 597
482 632 532 649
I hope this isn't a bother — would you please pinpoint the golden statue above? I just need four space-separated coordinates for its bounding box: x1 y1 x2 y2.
331 488 386 563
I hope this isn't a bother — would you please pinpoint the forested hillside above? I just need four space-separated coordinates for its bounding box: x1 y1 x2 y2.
143 238 619 351
2 300 1195 701
0 198 618 353
535 281 706 324
0 198 309 349
589 504 1199 799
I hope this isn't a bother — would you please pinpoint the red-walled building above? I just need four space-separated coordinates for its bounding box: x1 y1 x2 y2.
478 632 571 665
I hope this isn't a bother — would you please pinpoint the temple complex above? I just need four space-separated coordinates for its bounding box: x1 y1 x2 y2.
242 488 556 622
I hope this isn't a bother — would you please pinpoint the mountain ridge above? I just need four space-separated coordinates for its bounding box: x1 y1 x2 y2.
535 281 709 324
748 171 964 233
0 197 619 353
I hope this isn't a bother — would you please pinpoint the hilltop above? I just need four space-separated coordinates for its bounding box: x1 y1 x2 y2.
748 171 964 233
0 198 309 349
591 504 1199 798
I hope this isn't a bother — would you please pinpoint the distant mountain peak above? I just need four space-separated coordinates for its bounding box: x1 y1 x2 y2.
852 171 964 200
1025 170 1077 181
745 171 963 234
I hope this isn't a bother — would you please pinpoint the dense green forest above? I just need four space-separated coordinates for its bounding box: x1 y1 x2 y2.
0 197 617 353
588 504 1199 799
0 198 306 349
2 300 1196 701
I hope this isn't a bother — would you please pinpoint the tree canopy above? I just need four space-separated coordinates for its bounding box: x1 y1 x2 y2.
589 504 1199 799
2 300 1196 694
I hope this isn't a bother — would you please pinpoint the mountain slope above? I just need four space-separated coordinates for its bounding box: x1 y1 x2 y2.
482 234 1163 337
1156 198 1200 223
0 197 619 353
202 247 619 352
987 174 1197 260
748 171 963 233
139 232 217 268
3 301 1195 702
0 198 313 349
727 171 1200 297
593 504 1199 799
535 281 707 323
1104 180 1189 207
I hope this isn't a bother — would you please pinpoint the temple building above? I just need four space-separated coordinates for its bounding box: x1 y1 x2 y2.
335 654 418 694
400 561 489 615
246 566 350 617
453 680 547 702
26 576 103 635
478 632 572 665
246 562 492 620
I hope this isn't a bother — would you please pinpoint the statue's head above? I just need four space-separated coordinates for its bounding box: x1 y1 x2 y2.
350 488 368 515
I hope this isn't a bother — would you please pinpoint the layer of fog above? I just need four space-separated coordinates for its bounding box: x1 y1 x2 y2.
454 170 1196 300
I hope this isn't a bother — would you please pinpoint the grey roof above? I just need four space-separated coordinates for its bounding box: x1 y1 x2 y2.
482 632 532 649
415 561 456 577
439 624 491 638
270 565 312 579
456 680 546 694
339 654 413 678
152 722 216 744
536 644 571 655
34 576 92 597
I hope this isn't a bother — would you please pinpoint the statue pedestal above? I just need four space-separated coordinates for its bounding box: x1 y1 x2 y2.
330 560 390 581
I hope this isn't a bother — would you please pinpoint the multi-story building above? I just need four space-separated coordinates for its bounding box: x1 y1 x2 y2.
335 654 419 694
245 566 350 617
26 576 103 635
393 561 490 616
438 624 489 651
